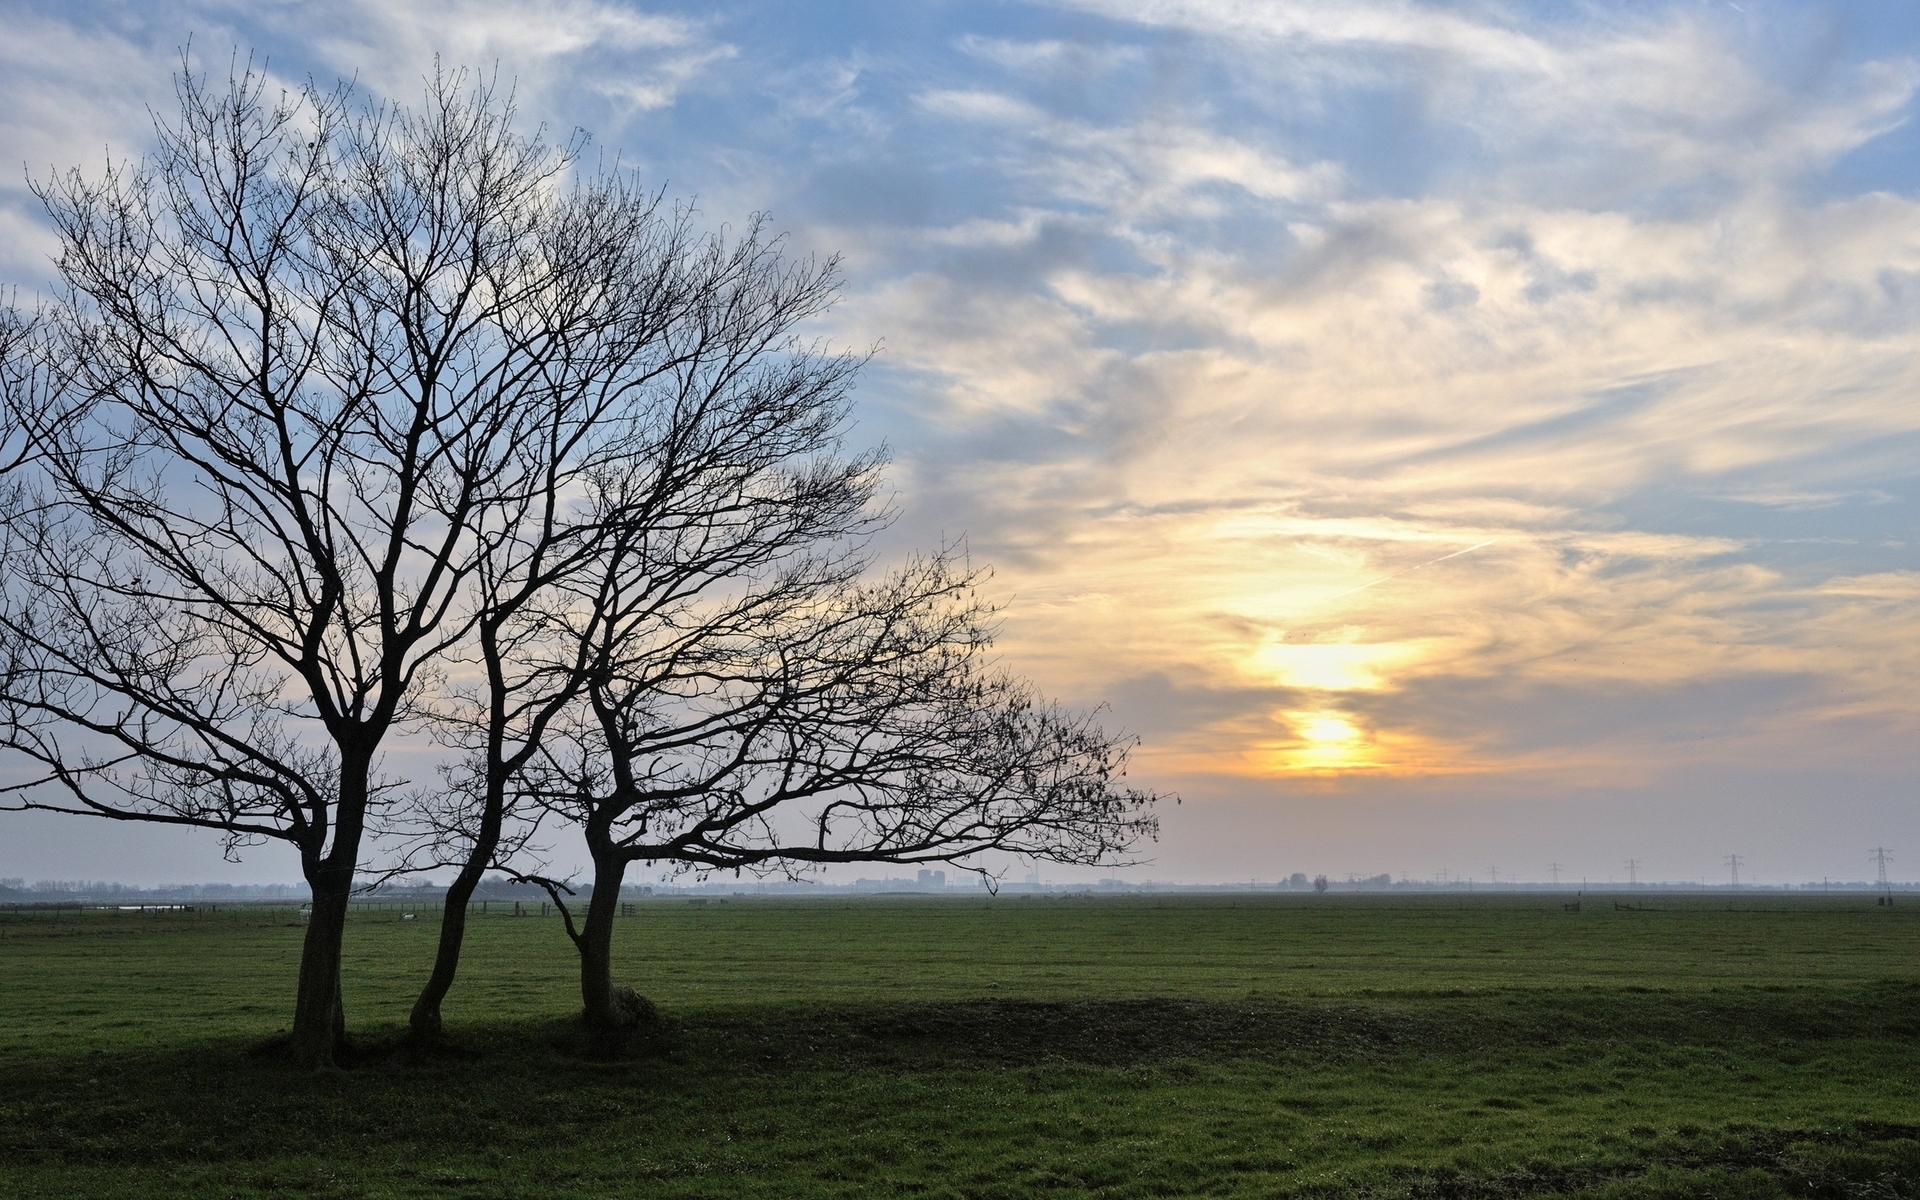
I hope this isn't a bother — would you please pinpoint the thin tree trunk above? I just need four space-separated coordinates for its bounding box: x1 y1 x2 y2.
412 624 535 1042
578 853 633 1030
410 767 507 1041
409 854 488 1041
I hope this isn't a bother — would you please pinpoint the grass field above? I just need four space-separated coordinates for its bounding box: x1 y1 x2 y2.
3 893 1918 1198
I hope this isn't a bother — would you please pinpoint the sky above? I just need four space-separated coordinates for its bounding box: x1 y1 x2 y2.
1 0 1917 888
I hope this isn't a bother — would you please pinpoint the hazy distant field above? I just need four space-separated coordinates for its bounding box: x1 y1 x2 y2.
3 894 1918 1198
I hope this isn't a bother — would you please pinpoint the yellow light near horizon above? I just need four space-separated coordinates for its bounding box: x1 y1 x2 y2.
1280 709 1377 773
1295 712 1362 744
1132 705 1477 779
1248 641 1416 691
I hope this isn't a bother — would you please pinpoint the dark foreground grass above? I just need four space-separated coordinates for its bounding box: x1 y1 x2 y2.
2 894 1918 1198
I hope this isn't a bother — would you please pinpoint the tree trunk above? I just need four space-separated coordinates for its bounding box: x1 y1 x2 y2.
289 858 353 1068
287 760 370 1069
578 852 635 1030
409 855 488 1041
412 625 525 1042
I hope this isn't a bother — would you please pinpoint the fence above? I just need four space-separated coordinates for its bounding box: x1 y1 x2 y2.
1 898 661 922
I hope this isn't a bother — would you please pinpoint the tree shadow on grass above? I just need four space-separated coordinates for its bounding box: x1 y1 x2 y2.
5 992 1920 1196
672 984 1920 1074
16 983 1920 1085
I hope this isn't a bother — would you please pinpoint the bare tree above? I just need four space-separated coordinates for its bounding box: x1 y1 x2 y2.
0 56 1161 1061
399 208 870 1042
0 60 672 1067
0 301 52 476
518 546 1160 1032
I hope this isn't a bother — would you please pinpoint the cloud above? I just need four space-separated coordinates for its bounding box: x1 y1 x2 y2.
0 12 179 284
919 86 1343 221
268 0 734 115
1050 0 1920 201
0 1 739 279
809 8 1920 795
4 0 1918 879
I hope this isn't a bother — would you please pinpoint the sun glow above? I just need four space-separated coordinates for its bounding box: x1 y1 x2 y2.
1132 707 1482 779
1296 711 1362 746
1277 709 1376 773
1248 640 1423 691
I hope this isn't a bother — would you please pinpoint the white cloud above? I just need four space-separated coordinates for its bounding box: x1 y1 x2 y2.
0 1 735 283
919 86 1342 215
918 88 1049 124
0 13 177 284
842 8 1920 788
228 0 741 132
249 0 720 107
1052 0 1920 196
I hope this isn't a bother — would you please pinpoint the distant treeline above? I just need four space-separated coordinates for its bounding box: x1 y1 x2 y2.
0 879 305 902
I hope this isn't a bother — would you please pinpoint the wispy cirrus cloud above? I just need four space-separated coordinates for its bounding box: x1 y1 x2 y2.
258 0 734 115
0 0 736 282
1052 0 1920 196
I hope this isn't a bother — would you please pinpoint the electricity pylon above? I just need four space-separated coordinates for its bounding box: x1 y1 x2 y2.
1725 854 1744 888
1625 859 1639 886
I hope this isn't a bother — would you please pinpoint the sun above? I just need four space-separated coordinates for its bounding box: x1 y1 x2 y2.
1295 712 1362 744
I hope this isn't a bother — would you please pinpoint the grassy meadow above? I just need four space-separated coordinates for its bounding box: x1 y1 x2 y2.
2 892 1918 1198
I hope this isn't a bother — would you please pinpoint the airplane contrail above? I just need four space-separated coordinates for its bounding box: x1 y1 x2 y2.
1318 539 1497 605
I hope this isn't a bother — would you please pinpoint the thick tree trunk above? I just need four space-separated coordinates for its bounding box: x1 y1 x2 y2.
289 859 353 1068
287 759 371 1069
578 852 635 1031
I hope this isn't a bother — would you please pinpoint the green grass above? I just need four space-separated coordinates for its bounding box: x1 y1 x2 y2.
3 893 1918 1198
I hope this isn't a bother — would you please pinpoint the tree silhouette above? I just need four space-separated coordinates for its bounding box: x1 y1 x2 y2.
0 57 1162 1061
517 550 1160 1031
0 61 626 1066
